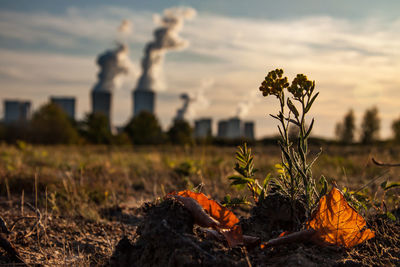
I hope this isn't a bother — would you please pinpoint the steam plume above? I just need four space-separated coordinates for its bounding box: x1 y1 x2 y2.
236 91 260 118
186 78 213 119
93 21 134 93
174 93 191 121
174 78 213 121
136 7 196 91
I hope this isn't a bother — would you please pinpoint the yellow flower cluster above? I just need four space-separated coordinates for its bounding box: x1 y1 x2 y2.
288 74 314 98
259 69 289 97
259 70 314 99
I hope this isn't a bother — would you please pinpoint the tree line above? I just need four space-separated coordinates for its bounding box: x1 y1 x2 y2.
1 102 400 146
335 106 400 144
0 103 195 145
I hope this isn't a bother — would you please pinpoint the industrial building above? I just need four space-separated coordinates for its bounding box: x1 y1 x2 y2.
244 122 255 140
217 120 228 138
194 118 212 138
3 100 31 123
226 117 242 139
133 90 155 116
91 91 112 124
217 117 255 140
50 97 76 120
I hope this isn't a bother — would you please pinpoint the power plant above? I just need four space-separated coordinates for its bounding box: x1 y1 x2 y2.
217 120 228 138
194 118 212 138
244 121 255 140
91 91 112 122
50 97 76 120
132 7 195 118
90 43 131 127
3 100 31 124
217 117 255 140
1 10 258 140
226 117 242 139
133 90 155 116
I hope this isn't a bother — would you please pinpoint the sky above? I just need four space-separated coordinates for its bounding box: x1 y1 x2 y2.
0 0 399 139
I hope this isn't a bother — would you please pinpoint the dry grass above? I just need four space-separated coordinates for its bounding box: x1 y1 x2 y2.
1 143 400 216
0 143 399 265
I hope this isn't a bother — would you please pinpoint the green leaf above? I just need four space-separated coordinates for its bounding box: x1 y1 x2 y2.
305 92 319 113
280 144 291 164
304 118 314 139
270 114 280 120
284 118 301 126
307 148 322 170
224 194 231 203
228 175 254 184
263 173 272 189
385 212 396 222
287 98 299 118
318 175 328 197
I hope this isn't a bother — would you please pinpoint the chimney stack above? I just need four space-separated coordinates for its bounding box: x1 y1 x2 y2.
133 90 155 116
91 91 112 124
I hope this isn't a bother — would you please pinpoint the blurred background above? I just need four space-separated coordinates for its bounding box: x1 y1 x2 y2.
0 0 399 145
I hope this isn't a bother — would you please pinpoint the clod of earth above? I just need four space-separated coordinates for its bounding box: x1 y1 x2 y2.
109 199 249 266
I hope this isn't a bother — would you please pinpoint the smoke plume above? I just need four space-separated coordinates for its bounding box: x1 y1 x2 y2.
93 21 134 93
174 93 191 121
136 7 196 91
174 78 213 121
236 90 260 118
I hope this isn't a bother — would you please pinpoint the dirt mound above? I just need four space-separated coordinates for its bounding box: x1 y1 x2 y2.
109 199 248 266
241 193 306 241
108 197 400 266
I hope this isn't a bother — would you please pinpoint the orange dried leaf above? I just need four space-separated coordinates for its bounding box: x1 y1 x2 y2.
171 190 243 247
173 195 220 228
175 190 240 229
308 187 375 248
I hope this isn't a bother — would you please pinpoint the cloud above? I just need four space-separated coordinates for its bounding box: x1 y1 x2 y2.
0 6 399 138
0 7 153 48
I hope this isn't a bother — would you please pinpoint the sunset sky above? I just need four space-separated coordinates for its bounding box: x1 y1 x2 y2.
1 0 399 138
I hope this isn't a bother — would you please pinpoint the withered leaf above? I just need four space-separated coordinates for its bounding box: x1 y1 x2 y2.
175 190 239 229
170 190 243 247
173 195 220 228
308 187 375 248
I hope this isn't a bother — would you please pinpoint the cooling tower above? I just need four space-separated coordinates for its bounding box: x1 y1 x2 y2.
194 118 212 138
3 100 31 123
226 117 242 139
133 90 155 116
50 97 76 120
217 120 228 138
91 91 112 124
244 121 255 140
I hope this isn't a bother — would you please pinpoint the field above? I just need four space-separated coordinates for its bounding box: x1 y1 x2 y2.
0 143 399 266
